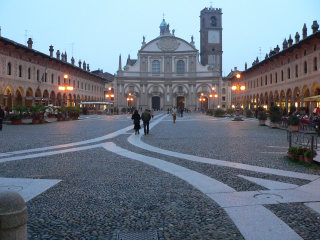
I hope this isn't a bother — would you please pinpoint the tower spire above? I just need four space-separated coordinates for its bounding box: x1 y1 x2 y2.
118 54 122 71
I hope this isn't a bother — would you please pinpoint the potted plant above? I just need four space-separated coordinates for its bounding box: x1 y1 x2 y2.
304 149 317 163
287 114 300 132
10 105 26 124
214 109 225 117
29 105 46 124
67 107 81 120
258 112 267 126
269 105 281 128
288 146 298 160
297 147 308 161
245 109 253 118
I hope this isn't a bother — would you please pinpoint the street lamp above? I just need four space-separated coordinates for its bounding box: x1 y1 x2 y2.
58 74 74 106
231 73 245 121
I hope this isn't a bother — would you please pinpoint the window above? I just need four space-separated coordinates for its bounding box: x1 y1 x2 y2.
281 70 284 81
18 65 22 77
287 68 290 79
314 57 318 71
28 68 31 79
7 62 11 75
260 77 262 86
178 86 183 92
295 65 298 78
270 74 272 84
177 60 185 73
275 72 278 83
37 70 39 81
58 76 60 85
222 88 226 94
304 61 307 74
265 75 267 85
152 60 160 73
222 96 226 101
45 73 47 82
51 74 54 84
77 81 80 88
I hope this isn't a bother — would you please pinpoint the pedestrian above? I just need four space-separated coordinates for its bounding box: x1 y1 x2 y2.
141 109 151 135
131 110 141 135
172 106 177 123
0 105 4 131
151 108 154 119
180 107 184 117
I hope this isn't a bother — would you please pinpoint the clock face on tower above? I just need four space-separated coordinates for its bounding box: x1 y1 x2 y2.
208 30 220 44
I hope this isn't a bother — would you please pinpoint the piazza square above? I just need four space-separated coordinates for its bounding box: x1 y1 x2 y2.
0 1 320 240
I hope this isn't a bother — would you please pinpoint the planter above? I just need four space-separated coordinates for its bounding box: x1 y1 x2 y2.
63 117 69 121
289 125 299 132
298 155 304 162
304 156 312 164
259 120 266 126
57 118 64 121
11 120 22 125
40 119 46 123
32 119 40 124
71 117 78 120
287 152 293 159
48 115 56 118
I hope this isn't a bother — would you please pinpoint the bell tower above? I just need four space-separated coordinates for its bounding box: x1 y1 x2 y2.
200 6 223 76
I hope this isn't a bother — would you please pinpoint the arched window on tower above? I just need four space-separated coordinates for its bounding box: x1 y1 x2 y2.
28 68 31 79
7 62 11 75
304 61 308 74
152 60 160 73
177 60 185 74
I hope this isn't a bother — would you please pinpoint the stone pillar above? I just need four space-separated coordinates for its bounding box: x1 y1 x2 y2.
0 191 28 240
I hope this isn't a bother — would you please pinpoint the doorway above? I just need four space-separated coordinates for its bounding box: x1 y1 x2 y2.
177 96 185 110
152 96 160 110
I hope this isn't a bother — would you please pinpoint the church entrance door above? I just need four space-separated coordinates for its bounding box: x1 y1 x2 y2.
177 96 185 110
152 96 160 110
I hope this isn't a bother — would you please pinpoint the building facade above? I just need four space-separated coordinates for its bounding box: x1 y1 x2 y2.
0 35 106 110
115 7 225 111
232 21 320 112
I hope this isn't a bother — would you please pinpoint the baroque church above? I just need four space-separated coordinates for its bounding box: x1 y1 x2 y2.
114 7 227 111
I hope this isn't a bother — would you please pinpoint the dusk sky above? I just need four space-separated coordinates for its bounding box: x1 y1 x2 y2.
1 0 319 76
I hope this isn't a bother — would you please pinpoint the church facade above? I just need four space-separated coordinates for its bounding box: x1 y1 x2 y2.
114 7 225 111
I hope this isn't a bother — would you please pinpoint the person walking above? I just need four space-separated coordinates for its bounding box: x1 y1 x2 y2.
141 109 151 135
172 106 177 123
131 110 141 135
0 105 4 131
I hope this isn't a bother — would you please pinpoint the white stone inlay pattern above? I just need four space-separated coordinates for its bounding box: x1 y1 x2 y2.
0 177 61 202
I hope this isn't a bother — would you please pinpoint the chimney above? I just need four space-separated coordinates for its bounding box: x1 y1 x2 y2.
83 61 86 70
49 45 54 57
312 20 319 34
64 51 67 62
295 32 300 43
265 53 268 59
78 60 82 68
283 38 288 49
27 38 33 49
274 45 280 53
302 23 307 39
245 62 247 71
87 64 90 72
71 57 75 65
288 35 293 47
61 52 65 62
56 50 61 60
256 56 259 63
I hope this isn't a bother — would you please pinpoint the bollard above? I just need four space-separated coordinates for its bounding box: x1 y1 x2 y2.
0 191 28 240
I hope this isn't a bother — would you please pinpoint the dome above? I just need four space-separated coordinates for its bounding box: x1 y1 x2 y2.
160 19 167 27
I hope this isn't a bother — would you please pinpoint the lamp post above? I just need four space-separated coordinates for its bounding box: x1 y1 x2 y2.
231 73 245 121
58 74 74 106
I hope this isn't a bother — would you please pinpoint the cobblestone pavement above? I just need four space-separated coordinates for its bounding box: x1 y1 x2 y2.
0 112 319 239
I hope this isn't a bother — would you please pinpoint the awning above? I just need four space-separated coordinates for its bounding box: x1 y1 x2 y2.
80 102 110 105
303 95 320 102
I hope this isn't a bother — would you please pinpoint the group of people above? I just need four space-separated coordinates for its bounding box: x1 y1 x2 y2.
131 109 153 135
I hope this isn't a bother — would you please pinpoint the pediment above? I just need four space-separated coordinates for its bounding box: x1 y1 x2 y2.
141 36 196 52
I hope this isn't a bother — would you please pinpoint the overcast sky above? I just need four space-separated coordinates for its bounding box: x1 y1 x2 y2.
1 0 319 76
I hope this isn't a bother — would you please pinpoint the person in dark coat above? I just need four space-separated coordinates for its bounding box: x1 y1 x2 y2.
131 110 141 135
141 109 151 135
0 105 4 131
